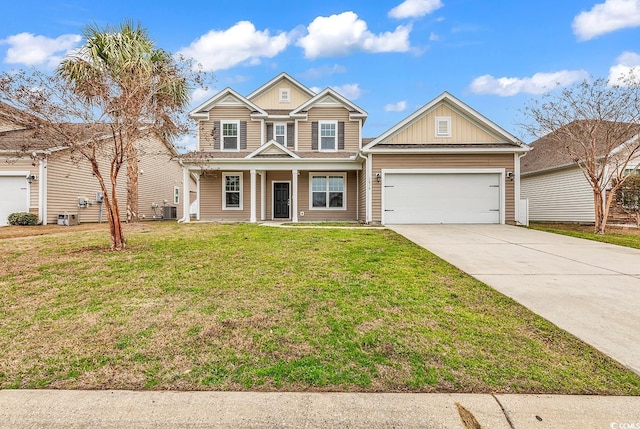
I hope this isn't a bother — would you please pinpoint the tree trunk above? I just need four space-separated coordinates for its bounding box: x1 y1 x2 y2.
126 142 140 223
90 159 125 250
593 189 605 234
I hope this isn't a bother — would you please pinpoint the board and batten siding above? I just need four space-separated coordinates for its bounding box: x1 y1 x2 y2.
370 154 515 223
297 108 359 152
521 167 595 223
386 104 501 145
249 79 312 109
198 106 261 152
297 170 358 222
0 158 39 213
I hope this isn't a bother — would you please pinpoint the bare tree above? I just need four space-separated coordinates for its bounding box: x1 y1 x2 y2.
523 75 640 234
0 71 128 249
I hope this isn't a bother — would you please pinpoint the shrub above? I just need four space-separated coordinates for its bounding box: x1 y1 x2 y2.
8 212 38 226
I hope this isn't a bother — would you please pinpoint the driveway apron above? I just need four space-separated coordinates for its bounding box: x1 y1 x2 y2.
388 224 640 375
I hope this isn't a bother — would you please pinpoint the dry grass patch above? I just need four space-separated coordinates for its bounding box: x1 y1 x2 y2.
1 222 640 393
529 223 640 249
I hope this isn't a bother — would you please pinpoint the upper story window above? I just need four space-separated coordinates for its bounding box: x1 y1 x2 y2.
319 120 337 151
435 116 451 138
279 88 291 103
222 120 239 151
274 123 286 146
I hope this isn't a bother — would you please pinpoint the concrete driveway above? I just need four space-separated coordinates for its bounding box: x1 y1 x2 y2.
388 224 640 375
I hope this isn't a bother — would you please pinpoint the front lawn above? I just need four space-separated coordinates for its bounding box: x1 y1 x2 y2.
1 223 639 393
529 223 640 249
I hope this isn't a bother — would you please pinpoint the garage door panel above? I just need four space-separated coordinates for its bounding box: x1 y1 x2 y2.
0 176 29 226
384 173 501 224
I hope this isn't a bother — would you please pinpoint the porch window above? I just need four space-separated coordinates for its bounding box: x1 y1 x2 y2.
310 173 345 209
222 121 239 151
223 173 242 210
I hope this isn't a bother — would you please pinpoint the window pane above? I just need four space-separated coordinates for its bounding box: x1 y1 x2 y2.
321 137 335 150
329 192 343 208
223 123 237 136
223 137 237 150
225 175 240 191
226 192 240 208
275 124 285 134
312 176 326 192
312 192 326 208
328 176 343 191
320 123 335 136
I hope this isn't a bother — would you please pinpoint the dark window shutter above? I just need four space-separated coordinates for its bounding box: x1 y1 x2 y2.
266 124 273 142
213 120 220 149
311 121 318 150
287 123 294 147
338 121 345 150
240 121 247 149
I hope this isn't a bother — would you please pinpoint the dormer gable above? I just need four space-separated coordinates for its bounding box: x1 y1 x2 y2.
189 88 267 120
247 73 316 110
290 88 367 122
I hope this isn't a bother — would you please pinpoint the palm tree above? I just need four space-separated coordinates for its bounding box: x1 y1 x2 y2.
58 20 189 231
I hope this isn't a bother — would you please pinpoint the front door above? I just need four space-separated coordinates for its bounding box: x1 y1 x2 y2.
273 182 290 219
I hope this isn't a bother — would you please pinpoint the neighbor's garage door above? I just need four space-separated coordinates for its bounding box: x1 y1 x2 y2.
383 172 501 224
0 176 29 226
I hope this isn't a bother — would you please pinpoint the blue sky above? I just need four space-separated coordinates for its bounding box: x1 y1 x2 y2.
1 0 640 146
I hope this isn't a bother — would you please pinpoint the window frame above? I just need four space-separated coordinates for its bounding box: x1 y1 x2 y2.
173 186 180 205
221 120 240 152
318 120 338 152
308 172 347 211
222 172 243 210
274 122 287 146
435 116 451 138
279 88 291 103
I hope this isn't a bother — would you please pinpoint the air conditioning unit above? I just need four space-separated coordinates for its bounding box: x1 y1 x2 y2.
162 206 177 220
57 213 78 226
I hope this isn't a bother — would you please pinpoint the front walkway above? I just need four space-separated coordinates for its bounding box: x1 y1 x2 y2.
388 224 640 375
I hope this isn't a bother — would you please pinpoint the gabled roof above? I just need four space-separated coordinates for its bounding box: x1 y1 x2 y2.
0 101 38 130
246 72 316 101
521 120 640 175
363 91 524 151
189 88 267 119
245 140 299 159
289 87 367 120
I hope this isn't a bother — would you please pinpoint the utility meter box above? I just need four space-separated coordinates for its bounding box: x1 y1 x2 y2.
57 213 78 226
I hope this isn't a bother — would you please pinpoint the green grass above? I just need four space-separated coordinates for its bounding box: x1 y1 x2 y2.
1 222 640 393
529 223 640 249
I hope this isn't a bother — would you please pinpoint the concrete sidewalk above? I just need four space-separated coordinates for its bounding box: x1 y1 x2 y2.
1 390 639 428
388 224 640 375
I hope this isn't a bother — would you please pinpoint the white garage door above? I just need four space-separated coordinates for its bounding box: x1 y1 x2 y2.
0 176 29 226
384 172 501 224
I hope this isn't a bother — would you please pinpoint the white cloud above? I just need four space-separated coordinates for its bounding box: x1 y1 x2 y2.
573 0 640 41
469 70 589 97
429 32 440 41
309 86 321 94
301 64 347 80
389 0 443 19
384 101 407 112
177 21 289 71
190 88 216 104
608 51 640 85
0 32 81 68
330 83 363 100
297 12 411 59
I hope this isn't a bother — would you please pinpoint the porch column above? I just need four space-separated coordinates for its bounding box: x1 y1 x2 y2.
196 171 201 221
250 169 257 223
260 171 266 221
38 157 47 225
292 168 298 222
182 166 191 223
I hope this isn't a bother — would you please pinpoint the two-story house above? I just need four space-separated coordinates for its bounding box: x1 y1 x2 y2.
180 73 529 225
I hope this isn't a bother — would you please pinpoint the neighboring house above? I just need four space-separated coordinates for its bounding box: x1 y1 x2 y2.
521 123 640 223
0 102 190 226
180 73 529 225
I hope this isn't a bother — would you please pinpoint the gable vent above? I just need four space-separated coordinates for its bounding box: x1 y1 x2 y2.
435 116 451 138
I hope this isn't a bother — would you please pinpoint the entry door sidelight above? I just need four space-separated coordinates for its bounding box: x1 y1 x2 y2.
274 182 290 219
